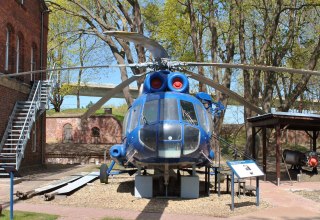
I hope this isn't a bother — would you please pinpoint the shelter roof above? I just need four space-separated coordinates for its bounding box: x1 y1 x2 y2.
247 112 320 131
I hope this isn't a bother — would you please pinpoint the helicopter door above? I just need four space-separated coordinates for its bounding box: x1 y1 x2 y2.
180 100 200 155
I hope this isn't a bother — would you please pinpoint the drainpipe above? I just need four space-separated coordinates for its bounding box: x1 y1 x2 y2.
40 6 50 166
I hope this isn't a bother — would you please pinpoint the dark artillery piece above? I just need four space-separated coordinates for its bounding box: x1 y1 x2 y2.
283 149 319 174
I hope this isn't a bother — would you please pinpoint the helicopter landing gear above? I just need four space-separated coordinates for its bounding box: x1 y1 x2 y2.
164 163 169 197
99 163 108 184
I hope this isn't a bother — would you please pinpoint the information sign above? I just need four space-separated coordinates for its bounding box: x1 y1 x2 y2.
227 160 264 178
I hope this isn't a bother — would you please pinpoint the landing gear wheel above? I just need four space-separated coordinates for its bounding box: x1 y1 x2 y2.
100 163 109 184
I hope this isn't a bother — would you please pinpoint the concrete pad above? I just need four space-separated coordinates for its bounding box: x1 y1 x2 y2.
134 175 153 198
181 175 199 198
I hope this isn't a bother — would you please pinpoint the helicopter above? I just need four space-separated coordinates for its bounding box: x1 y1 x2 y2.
79 32 320 198
1 31 320 198
102 69 220 196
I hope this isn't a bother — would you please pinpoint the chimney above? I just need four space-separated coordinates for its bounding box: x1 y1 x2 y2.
104 107 112 115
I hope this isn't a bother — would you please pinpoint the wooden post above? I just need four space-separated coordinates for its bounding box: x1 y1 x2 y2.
263 128 267 180
276 125 281 186
252 126 256 159
313 131 317 152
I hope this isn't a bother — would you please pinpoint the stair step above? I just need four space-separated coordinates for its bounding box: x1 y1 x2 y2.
1 153 16 155
1 163 17 167
0 157 16 160
2 148 17 151
9 129 28 132
17 105 36 108
16 109 36 112
8 133 27 137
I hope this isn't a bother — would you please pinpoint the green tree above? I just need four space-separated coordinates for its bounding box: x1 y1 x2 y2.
47 0 148 108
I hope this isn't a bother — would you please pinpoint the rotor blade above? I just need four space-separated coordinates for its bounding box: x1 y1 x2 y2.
0 63 153 78
104 31 169 60
174 62 320 76
184 69 266 115
81 72 148 120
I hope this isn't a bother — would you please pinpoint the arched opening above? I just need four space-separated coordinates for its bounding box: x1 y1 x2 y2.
16 32 24 81
5 24 14 72
91 127 100 144
63 123 73 143
30 43 37 81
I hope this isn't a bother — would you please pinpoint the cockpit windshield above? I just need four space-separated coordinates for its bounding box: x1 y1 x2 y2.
142 99 158 124
141 98 179 124
160 99 179 121
140 98 208 131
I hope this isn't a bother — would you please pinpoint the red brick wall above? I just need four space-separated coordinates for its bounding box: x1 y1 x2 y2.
21 115 46 167
46 116 122 144
0 0 48 168
0 87 28 136
0 0 48 81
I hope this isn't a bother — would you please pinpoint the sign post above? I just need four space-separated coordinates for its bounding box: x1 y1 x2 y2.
226 160 264 211
3 167 20 220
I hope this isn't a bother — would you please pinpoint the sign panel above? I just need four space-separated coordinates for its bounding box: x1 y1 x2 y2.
227 160 264 178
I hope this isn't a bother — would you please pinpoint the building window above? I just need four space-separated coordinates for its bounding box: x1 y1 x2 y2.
63 123 73 143
30 44 37 80
16 0 24 5
16 33 24 81
5 27 10 71
91 127 100 144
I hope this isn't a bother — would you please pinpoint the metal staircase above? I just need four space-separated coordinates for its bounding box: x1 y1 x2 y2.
0 80 51 176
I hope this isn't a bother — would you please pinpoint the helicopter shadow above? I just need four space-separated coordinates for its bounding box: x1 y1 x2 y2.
136 198 169 220
117 179 135 195
227 201 256 209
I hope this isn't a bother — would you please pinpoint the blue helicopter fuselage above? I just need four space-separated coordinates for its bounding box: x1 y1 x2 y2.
111 91 214 169
109 70 216 169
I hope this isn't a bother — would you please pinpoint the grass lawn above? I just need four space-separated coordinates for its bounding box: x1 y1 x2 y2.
1 210 58 220
46 107 125 122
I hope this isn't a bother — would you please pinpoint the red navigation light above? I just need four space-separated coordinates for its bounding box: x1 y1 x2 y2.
151 77 162 89
172 78 183 89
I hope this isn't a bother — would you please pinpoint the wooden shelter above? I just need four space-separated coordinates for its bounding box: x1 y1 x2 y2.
247 112 320 185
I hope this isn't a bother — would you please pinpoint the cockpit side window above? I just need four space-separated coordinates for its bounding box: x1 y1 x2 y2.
206 111 213 133
180 100 198 125
195 104 208 132
141 100 158 125
128 104 141 132
122 110 130 137
160 98 179 121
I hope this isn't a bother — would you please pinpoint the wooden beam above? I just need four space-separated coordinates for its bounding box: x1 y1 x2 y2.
263 128 267 181
276 125 281 186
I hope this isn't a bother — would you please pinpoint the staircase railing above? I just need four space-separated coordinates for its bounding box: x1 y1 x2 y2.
46 64 57 105
0 103 18 152
16 81 42 169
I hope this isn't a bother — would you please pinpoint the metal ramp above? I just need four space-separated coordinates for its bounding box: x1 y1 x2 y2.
0 80 52 177
44 172 99 200
16 174 84 199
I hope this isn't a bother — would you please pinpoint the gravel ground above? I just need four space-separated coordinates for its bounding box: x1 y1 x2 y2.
20 167 270 218
292 190 320 203
2 164 320 219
